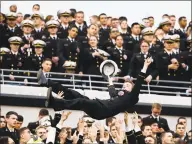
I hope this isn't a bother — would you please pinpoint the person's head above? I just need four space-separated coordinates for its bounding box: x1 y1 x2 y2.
122 81 134 92
38 109 49 120
140 40 150 53
32 40 46 55
142 27 154 43
0 116 6 128
107 16 112 27
110 28 120 39
88 35 98 47
145 135 156 144
154 28 164 40
138 116 143 127
32 4 40 12
120 20 128 29
151 103 162 117
0 13 6 23
171 34 180 49
83 138 92 143
178 16 187 28
69 8 76 20
142 125 153 136
75 11 84 24
45 15 54 23
169 15 176 28
58 127 68 140
161 132 175 144
21 20 34 34
110 123 118 138
131 22 141 35
98 13 107 26
42 58 52 72
173 133 181 143
159 18 171 33
68 26 78 38
19 127 31 143
6 12 18 27
162 14 169 19
16 12 23 24
148 16 154 27
119 16 127 22
15 115 23 129
0 136 15 144
10 4 17 13
151 122 159 134
115 35 124 48
89 15 98 25
87 24 98 36
24 14 31 20
163 35 174 51
106 117 116 127
31 12 43 27
111 18 119 28
8 36 22 52
5 111 18 128
176 123 186 137
46 20 59 35
188 130 192 140
35 125 47 140
58 10 70 24
142 18 150 27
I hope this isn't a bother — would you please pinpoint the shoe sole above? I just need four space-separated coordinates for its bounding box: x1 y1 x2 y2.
45 87 52 107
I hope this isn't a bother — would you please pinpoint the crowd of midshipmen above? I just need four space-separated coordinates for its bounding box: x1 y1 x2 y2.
0 5 192 89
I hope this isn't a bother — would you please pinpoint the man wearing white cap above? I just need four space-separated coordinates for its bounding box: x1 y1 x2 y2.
20 20 35 58
43 20 60 72
2 36 24 83
1 12 22 48
159 18 171 36
23 40 46 80
31 12 45 40
57 10 71 39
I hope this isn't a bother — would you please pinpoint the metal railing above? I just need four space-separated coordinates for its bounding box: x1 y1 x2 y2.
0 69 191 96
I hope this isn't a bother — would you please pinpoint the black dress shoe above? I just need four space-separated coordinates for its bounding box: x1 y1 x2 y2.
45 87 54 108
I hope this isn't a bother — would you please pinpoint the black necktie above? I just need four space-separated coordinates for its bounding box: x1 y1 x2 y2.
45 73 48 78
79 26 81 31
11 29 14 32
53 37 55 40
155 118 158 122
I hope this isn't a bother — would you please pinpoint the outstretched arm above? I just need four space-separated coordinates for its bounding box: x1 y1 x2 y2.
108 76 118 98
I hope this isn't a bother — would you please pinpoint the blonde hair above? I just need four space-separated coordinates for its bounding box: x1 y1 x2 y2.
152 103 162 110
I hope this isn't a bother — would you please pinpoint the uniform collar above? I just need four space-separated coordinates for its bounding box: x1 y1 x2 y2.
75 22 84 28
50 34 57 39
35 27 42 32
151 114 160 121
11 51 18 55
61 23 69 29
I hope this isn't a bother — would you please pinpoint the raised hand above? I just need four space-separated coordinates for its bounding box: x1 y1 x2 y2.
61 111 72 121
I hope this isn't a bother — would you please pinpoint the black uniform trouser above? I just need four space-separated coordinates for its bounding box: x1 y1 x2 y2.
48 72 145 120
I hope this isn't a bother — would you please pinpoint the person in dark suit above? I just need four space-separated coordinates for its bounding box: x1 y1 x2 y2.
175 123 189 143
168 15 178 35
102 27 119 52
98 13 111 47
124 22 142 53
23 40 46 83
1 12 22 48
44 20 60 72
42 57 152 120
1 36 25 83
125 40 158 85
20 19 35 58
27 109 50 134
77 24 98 51
31 12 45 40
70 11 87 37
57 10 71 39
142 103 170 132
177 16 188 51
57 26 83 74
108 35 132 77
0 111 20 144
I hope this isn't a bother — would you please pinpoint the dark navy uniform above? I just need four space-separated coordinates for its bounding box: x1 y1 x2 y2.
124 34 141 53
70 20 88 37
57 24 69 39
128 52 158 79
102 38 116 52
176 28 188 51
98 26 111 48
109 47 132 77
0 126 20 144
